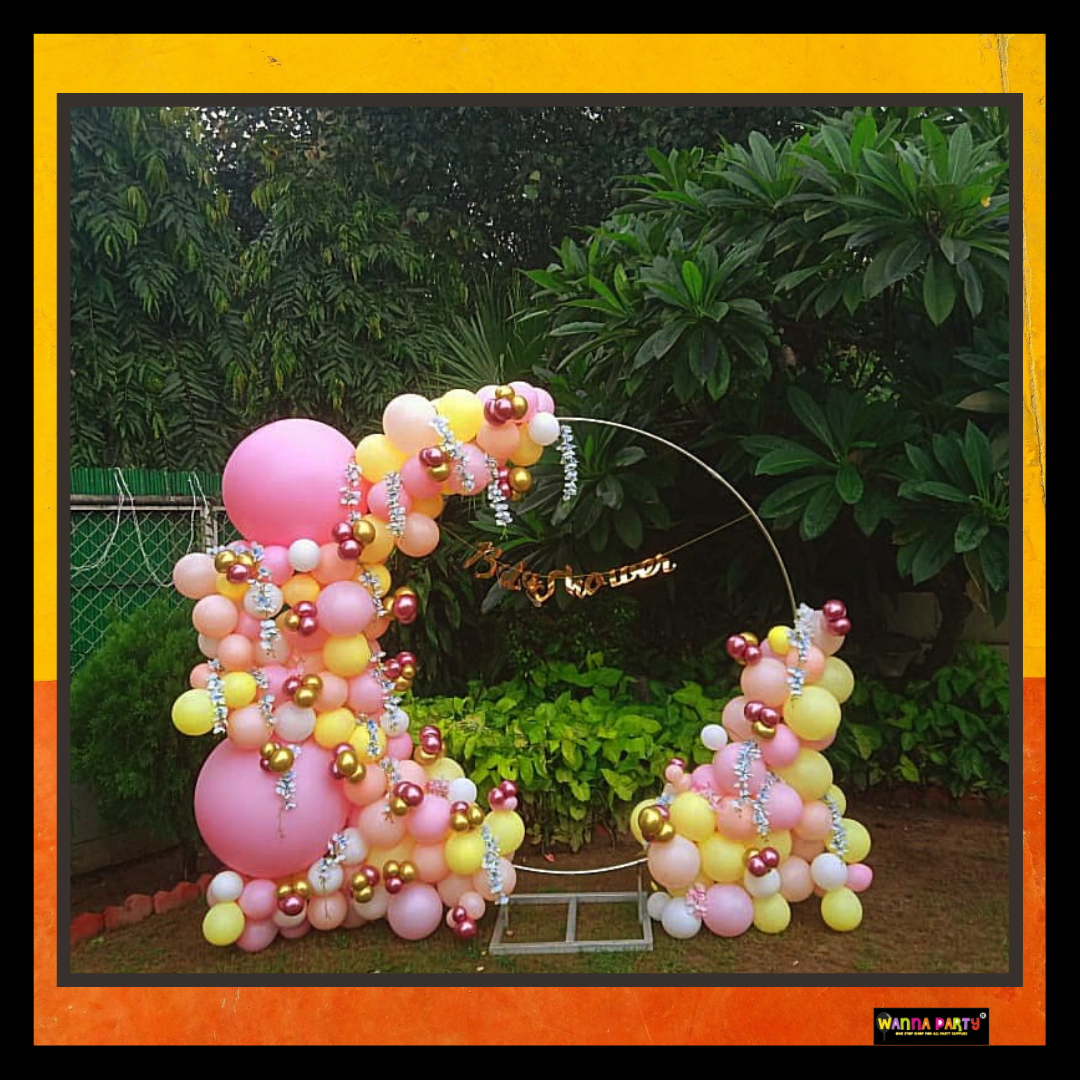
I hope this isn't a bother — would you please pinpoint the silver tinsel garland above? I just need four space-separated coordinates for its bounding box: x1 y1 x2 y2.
431 415 475 494
275 744 302 812
751 770 779 838
558 424 579 502
786 602 817 699
733 739 762 808
485 454 513 527
205 659 229 735
384 470 407 537
359 567 388 617
480 823 509 906
824 793 848 858
340 460 363 508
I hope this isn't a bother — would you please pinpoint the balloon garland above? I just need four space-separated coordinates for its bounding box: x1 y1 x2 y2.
170 381 872 952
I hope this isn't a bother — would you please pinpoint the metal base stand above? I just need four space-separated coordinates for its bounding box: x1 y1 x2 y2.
488 869 653 956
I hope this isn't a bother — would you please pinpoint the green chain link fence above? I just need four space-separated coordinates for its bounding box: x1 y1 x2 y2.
70 468 238 675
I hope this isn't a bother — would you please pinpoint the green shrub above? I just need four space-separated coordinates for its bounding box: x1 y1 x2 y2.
70 596 210 875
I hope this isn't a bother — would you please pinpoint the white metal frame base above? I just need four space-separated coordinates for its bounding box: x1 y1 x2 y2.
488 880 653 956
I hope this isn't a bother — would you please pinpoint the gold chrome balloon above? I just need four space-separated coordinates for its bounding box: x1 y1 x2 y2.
282 611 302 632
509 490 524 502
214 550 238 573
293 879 312 900
353 519 377 546
744 847 761 866
395 586 417 599
301 674 323 692
260 742 277 760
399 861 417 884
293 686 317 708
740 632 759 647
510 394 529 420
335 749 360 778
383 861 401 880
494 384 514 400
508 467 533 493
353 884 374 905
347 761 367 784
269 747 295 773
428 462 451 482
414 746 439 766
752 720 777 741
390 796 409 817
400 662 417 680
654 820 677 843
450 811 471 832
277 883 293 900
466 803 485 828
637 806 664 841
238 552 257 569
393 677 412 693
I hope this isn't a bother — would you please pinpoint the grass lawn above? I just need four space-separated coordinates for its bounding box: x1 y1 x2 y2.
71 805 1009 975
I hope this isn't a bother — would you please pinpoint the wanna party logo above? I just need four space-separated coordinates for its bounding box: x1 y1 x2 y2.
874 1009 989 1044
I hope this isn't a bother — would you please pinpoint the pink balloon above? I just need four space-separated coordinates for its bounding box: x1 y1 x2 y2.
313 542 358 585
715 796 757 842
762 781 804 831
317 581 375 637
472 859 517 901
722 696 754 742
795 800 833 841
760 724 801 768
194 740 349 880
217 633 255 671
261 545 293 586
413 842 450 883
811 611 844 656
236 917 279 953
509 381 538 421
259 665 289 700
256 635 290 665
691 764 718 793
740 658 790 707
395 513 440 558
779 856 814 902
357 800 407 849
437 874 474 907
198 633 219 659
348 673 385 716
786 645 826 680
459 889 486 920
235 611 262 639
703 884 754 937
446 443 492 495
647 835 701 890
386 733 414 760
475 420 520 460
387 882 443 940
368 478 415 521
173 553 218 599
315 672 349 711
400 455 445 500
477 385 497 404
713 743 766 797
279 920 311 940
190 663 212 689
227 705 271 751
407 795 451 844
847 863 874 893
343 764 387 807
534 388 555 415
192 595 239 638
239 878 279 921
308 893 348 931
396 760 428 787
222 419 357 548
343 898 368 928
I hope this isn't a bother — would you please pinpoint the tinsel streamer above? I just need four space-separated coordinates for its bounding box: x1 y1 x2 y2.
340 459 363 508
206 659 229 735
251 668 276 726
684 885 708 918
384 470 407 537
380 755 401 789
314 832 350 890
558 424 579 502
751 771 779 838
824 793 848 859
786 602 817 698
485 454 513 527
431 415 475 494
366 718 382 761
656 791 675 809
275 745 302 812
734 739 762 808
359 567 388 617
480 823 509 906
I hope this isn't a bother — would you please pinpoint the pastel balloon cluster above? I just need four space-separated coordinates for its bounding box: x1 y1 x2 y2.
637 603 873 940
171 383 558 949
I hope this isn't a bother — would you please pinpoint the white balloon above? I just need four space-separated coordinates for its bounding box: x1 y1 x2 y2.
380 707 410 736
272 907 307 929
701 724 728 752
339 827 368 866
646 891 672 921
288 538 321 572
353 884 389 921
205 883 221 908
308 861 344 896
243 583 283 619
811 852 848 892
448 778 478 805
197 633 219 659
527 411 560 447
743 868 781 898
273 703 316 743
661 898 703 939
210 870 244 902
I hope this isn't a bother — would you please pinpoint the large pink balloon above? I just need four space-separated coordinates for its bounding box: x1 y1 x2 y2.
317 581 375 637
222 419 356 547
194 740 349 880
407 795 451 844
387 882 444 940
703 884 754 937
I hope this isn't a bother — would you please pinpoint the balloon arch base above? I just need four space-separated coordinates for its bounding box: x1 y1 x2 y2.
488 865 653 956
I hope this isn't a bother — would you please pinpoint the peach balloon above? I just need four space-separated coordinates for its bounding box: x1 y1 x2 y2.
715 796 757 841
795 800 833 840
510 429 544 466
786 645 826 680
739 658 789 707
382 394 440 456
412 842 450 883
193 595 239 638
227 705 272 750
400 455 445 500
314 542 358 585
234 611 262 639
348 673 385 716
437 874 474 907
396 760 428 787
308 893 348 931
173 553 218 599
721 696 754 741
368 478 414 521
282 573 321 607
217 633 255 671
396 513 440 558
343 763 387 807
792 834 826 862
366 616 392 639
459 890 487 920
255 635 289 664
411 494 444 518
357 800 408 849
779 856 814 902
472 858 517 901
315 673 349 710
476 420 521 459
190 663 212 689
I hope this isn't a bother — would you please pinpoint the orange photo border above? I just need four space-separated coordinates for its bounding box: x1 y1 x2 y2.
33 34 1045 1044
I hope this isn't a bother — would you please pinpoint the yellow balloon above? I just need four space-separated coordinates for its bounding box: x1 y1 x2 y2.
748 829 792 860
445 830 486 875
282 573 321 607
784 685 841 741
411 495 445 519
357 516 395 564
818 657 855 704
349 722 388 764
368 837 416 870
202 901 245 946
222 671 257 709
215 573 247 601
699 833 746 883
355 434 407 482
821 886 863 931
172 689 216 736
753 893 791 934
437 389 484 442
629 798 657 847
829 819 871 864
826 784 847 815
669 792 717 843
510 429 544 467
767 625 793 654
323 634 372 678
315 707 356 749
776 749 833 802
356 561 392 598
424 756 465 783
484 809 525 855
